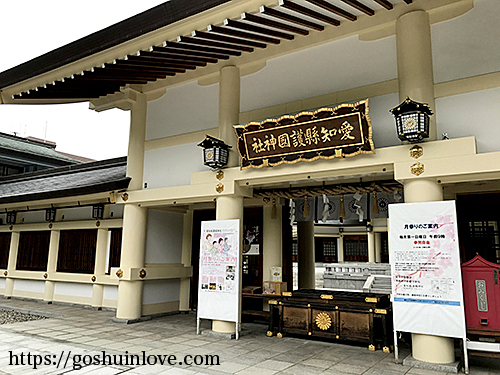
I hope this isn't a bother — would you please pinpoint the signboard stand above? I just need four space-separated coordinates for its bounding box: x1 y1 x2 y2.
389 201 468 374
196 219 241 339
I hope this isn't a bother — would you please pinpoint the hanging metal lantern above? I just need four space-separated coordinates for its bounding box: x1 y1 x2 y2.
390 96 433 143
197 135 232 169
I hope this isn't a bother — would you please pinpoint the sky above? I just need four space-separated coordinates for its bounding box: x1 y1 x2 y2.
0 1 168 160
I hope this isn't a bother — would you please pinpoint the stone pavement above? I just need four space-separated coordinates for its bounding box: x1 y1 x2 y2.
0 299 498 375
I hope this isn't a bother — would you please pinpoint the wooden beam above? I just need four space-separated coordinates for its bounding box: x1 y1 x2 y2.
176 37 251 53
261 6 324 31
114 59 189 72
140 50 218 64
209 24 281 44
125 55 200 69
279 0 340 26
304 0 357 21
195 30 267 49
241 12 309 36
372 0 393 10
340 0 375 16
225 19 294 40
152 45 230 60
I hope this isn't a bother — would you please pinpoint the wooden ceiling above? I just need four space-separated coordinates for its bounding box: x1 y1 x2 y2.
14 0 413 101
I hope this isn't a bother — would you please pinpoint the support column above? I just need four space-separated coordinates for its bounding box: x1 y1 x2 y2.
92 228 108 309
43 230 60 302
396 10 436 141
404 177 454 364
263 202 283 311
116 91 148 321
337 235 344 263
375 232 382 263
212 195 244 334
367 230 376 263
219 66 240 168
179 209 193 312
297 221 315 289
116 204 148 320
4 232 19 298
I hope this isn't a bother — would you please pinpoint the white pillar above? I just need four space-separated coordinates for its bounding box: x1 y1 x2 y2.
213 195 244 334
4 232 19 298
43 230 60 302
367 230 376 263
337 235 344 263
219 65 240 168
116 92 148 321
396 9 436 141
179 209 193 312
92 228 108 309
116 204 148 320
404 177 454 364
263 203 283 310
297 221 315 289
375 232 382 263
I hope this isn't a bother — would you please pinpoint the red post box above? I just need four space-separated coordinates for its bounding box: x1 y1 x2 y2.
461 254 500 331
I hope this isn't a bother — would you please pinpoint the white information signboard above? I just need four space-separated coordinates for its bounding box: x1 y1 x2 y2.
197 219 240 334
389 201 466 339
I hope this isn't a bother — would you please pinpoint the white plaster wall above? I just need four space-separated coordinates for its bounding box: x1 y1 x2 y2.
142 279 180 305
109 204 124 219
103 285 118 301
143 142 206 189
241 35 397 112
0 279 6 289
60 207 92 222
146 81 219 141
54 282 93 298
14 279 45 293
145 209 183 264
432 0 500 83
367 93 401 149
436 87 500 153
19 211 45 224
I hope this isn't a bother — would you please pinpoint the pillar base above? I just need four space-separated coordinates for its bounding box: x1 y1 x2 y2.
212 320 236 334
412 333 455 364
403 354 460 374
110 315 152 325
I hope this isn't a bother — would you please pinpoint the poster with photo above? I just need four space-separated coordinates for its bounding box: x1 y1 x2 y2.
198 219 240 323
389 201 466 339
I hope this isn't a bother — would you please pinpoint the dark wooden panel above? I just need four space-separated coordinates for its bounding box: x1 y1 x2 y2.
340 311 370 339
283 306 309 330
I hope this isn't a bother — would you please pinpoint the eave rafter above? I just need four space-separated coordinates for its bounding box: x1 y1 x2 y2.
7 0 421 103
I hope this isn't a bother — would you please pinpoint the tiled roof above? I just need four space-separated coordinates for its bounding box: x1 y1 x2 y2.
0 132 78 164
0 157 130 204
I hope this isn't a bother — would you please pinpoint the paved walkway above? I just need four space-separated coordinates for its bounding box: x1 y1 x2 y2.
0 299 498 375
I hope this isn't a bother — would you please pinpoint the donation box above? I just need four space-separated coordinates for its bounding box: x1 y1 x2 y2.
461 254 500 331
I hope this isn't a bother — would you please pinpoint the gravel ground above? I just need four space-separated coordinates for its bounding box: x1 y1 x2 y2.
0 309 47 325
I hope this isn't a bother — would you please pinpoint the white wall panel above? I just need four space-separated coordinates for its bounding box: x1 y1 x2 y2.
432 0 500 83
145 209 183 264
14 279 45 293
241 35 397 112
103 285 118 301
109 204 123 219
20 211 45 224
142 279 180 305
54 282 93 298
146 81 219 141
436 87 500 153
143 142 205 189
0 279 6 289
60 206 92 222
